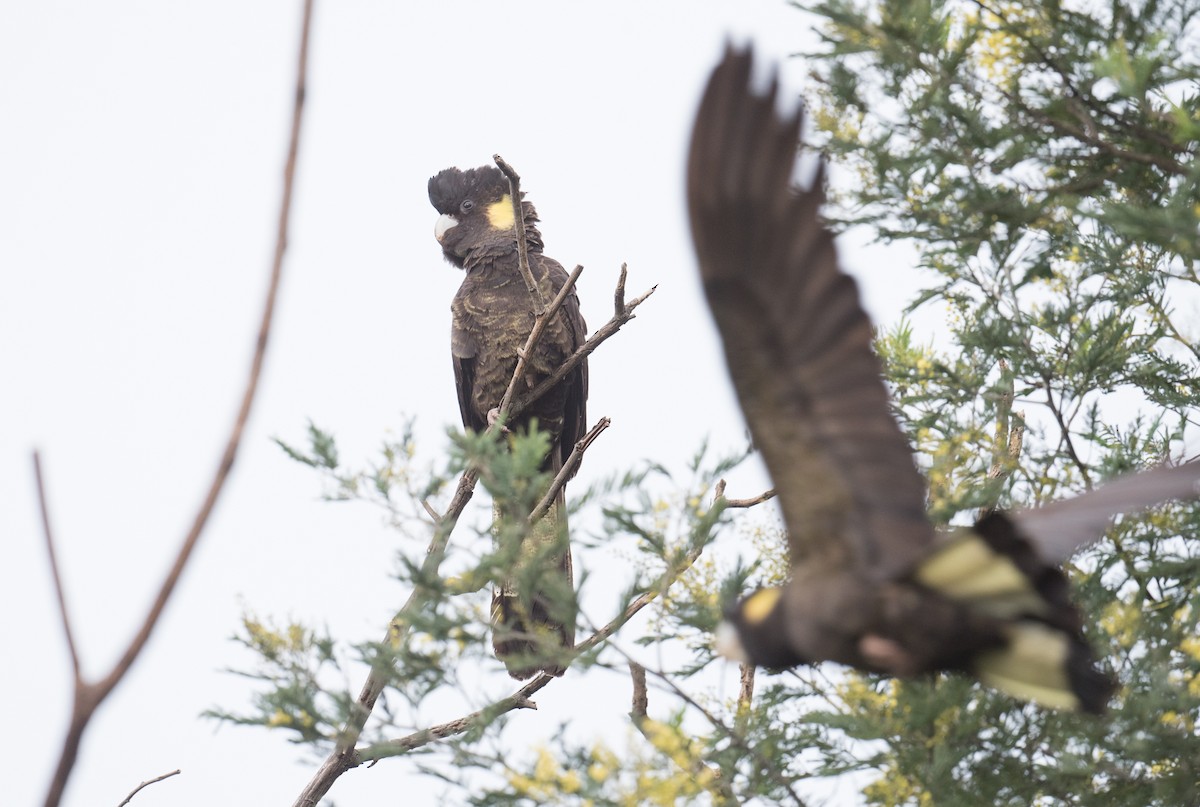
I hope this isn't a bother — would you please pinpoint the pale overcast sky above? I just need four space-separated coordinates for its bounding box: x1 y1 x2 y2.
2 2 921 804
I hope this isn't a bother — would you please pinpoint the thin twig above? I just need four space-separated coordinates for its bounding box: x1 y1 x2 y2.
718 480 777 510
632 657 808 807
628 661 736 803
629 661 649 718
1041 372 1093 490
41 2 313 804
529 416 611 523
115 770 181 807
495 264 584 422
421 498 441 522
613 262 628 316
735 663 756 734
493 154 544 313
515 277 656 415
34 453 79 676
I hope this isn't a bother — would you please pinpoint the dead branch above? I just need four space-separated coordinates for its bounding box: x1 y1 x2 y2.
115 770 181 807
715 478 777 509
493 153 545 313
35 454 79 676
39 2 313 804
495 263 584 422
625 655 808 807
515 273 656 416
613 262 628 315
529 416 611 523
735 663 756 734
627 663 736 805
629 661 649 718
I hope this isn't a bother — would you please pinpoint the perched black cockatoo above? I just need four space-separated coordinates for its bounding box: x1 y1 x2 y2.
688 46 1200 713
429 165 588 679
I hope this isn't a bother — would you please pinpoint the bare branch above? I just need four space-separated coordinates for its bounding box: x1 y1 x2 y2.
631 658 808 807
360 678 546 762
495 263 584 422
493 153 544 313
34 453 79 676
735 663 756 734
115 770 181 807
516 272 656 416
626 659 738 805
718 482 777 509
41 2 314 805
1041 372 1093 490
613 262 628 316
529 416 611 523
420 498 441 522
629 661 649 718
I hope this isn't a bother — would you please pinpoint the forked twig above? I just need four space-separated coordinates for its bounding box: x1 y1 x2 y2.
529 416 612 523
115 770 181 807
495 263 584 422
627 663 737 805
493 154 545 313
714 479 776 509
515 279 656 415
35 454 79 675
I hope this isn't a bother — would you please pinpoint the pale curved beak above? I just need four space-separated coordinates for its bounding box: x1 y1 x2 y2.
715 621 748 662
434 214 458 242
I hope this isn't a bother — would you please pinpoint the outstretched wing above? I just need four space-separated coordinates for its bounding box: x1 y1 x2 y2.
1013 461 1200 563
687 46 933 577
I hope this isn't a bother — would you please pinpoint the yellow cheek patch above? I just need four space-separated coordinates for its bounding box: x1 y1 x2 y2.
486 194 516 231
742 588 783 625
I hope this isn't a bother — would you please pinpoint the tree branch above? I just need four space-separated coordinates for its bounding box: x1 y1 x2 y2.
41 2 313 804
627 662 738 805
493 153 545 313
735 662 756 733
34 453 79 676
715 479 777 509
529 416 611 523
629 661 649 718
495 263 584 423
115 770 181 807
515 272 656 415
630 658 808 807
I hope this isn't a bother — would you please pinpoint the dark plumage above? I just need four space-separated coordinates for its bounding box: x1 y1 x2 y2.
690 46 1200 713
429 165 588 679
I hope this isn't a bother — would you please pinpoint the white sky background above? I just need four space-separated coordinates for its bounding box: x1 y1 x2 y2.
1 2 925 805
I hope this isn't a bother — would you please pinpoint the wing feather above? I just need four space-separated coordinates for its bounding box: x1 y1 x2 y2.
1012 461 1200 563
687 46 933 576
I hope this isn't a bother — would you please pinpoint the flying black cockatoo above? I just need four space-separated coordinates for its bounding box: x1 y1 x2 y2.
688 46 1200 713
429 165 588 679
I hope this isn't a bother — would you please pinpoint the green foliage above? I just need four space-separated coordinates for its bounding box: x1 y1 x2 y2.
212 415 766 801
779 0 1200 802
